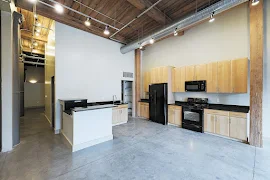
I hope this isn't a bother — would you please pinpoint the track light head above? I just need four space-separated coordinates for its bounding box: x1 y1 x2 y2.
85 18 91 27
55 4 64 14
149 38 155 44
252 0 259 6
104 26 110 35
209 12 215 23
174 29 178 36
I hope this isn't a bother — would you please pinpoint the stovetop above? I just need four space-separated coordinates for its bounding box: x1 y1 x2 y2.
183 98 209 110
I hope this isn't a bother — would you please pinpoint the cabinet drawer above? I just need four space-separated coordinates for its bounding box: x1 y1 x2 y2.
168 105 182 110
117 104 128 109
168 105 175 110
229 112 247 119
204 109 229 116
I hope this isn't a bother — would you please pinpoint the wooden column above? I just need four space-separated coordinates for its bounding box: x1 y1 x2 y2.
249 0 264 147
135 49 141 117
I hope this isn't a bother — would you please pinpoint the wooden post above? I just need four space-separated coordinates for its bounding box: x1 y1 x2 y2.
249 0 264 147
135 49 141 117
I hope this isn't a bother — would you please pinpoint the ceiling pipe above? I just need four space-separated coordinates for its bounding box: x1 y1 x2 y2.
120 0 249 54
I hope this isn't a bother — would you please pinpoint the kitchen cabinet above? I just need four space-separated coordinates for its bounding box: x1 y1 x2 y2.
195 64 207 80
168 105 182 126
172 67 185 92
112 104 128 126
143 71 151 92
185 66 195 81
151 66 172 84
138 102 149 119
217 60 231 93
204 109 247 142
231 58 248 93
206 62 218 93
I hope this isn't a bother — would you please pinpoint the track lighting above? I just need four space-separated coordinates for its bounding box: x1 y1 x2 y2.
36 21 41 27
55 4 64 14
252 0 259 6
35 32 40 36
209 12 215 23
149 38 155 44
85 18 91 27
33 42 38 46
34 14 38 19
28 0 37 3
174 29 178 36
36 28 41 33
104 26 110 35
139 45 143 49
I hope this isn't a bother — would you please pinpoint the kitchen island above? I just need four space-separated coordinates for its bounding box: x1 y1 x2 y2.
62 104 116 152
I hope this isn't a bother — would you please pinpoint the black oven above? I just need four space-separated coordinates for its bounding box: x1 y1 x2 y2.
182 107 203 132
185 81 206 92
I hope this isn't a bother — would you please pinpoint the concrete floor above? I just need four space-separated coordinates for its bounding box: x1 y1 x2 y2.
0 109 269 180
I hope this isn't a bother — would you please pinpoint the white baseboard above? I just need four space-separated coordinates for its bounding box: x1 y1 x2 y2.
44 114 52 126
62 131 73 147
204 132 246 143
112 121 128 126
72 135 113 152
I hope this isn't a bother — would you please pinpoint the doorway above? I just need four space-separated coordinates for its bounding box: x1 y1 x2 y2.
121 81 133 116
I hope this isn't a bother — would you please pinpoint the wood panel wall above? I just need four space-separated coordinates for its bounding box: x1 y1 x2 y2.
249 0 264 147
135 49 141 117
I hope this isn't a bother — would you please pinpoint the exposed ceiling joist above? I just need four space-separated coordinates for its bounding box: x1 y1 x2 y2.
21 31 48 43
22 46 45 55
127 0 172 24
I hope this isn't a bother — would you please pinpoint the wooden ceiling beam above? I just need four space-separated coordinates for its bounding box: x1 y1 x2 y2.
22 46 45 55
21 31 48 43
127 0 172 24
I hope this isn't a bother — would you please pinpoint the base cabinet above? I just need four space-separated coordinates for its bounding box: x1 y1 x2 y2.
138 102 149 119
204 109 247 141
168 105 182 127
112 105 128 126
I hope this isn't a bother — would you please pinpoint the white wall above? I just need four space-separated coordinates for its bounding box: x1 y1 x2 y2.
55 22 134 131
263 0 270 138
1 11 13 152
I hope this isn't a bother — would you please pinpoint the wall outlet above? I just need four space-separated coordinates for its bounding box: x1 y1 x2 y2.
216 98 220 103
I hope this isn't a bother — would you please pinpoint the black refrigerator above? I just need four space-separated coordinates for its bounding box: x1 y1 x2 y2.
149 83 168 125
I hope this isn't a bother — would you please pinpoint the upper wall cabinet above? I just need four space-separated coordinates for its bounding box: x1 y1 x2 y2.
185 65 195 81
151 66 172 84
143 71 151 92
217 60 232 93
206 62 218 93
231 58 248 93
195 64 207 80
172 67 185 92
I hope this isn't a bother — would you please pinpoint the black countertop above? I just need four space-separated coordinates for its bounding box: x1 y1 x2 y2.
173 101 249 113
87 100 127 106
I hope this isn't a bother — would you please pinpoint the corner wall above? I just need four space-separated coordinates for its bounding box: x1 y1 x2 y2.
54 22 134 131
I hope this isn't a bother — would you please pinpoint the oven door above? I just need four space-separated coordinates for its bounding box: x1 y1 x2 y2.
182 107 203 132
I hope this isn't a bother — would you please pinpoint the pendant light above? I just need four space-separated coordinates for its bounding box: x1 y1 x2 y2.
85 18 91 27
252 0 259 6
149 38 155 44
55 4 64 14
209 12 215 23
174 28 178 36
104 26 110 35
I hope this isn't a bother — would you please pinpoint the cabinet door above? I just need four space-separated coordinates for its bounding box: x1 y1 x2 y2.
174 107 182 126
185 66 195 81
122 108 128 122
179 67 186 92
206 62 218 93
229 117 247 141
112 109 118 125
204 113 215 133
217 60 231 93
161 66 169 83
168 106 175 124
231 58 248 93
139 104 144 118
145 104 149 119
195 64 207 80
215 115 230 137
172 68 176 92
150 68 156 84
144 71 150 92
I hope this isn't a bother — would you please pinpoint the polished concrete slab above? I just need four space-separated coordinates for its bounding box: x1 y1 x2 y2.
0 108 269 180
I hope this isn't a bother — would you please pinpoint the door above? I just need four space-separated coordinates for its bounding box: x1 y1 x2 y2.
185 66 195 81
149 84 167 125
204 114 215 133
215 115 229 137
195 64 207 80
231 58 248 93
217 60 231 93
51 76 55 128
206 62 218 93
229 117 247 141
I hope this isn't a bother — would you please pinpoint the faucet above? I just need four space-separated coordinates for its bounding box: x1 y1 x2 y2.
113 95 117 104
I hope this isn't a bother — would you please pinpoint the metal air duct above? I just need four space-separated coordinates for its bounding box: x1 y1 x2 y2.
120 0 248 54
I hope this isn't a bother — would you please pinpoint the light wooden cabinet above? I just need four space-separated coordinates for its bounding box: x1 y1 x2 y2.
231 58 248 93
138 102 149 119
195 64 207 80
217 60 231 93
172 67 185 92
143 71 151 92
112 104 128 126
206 62 218 93
204 109 247 142
185 66 195 81
168 105 182 126
151 66 172 84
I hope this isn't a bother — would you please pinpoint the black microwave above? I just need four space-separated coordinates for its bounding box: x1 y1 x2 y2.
185 81 206 92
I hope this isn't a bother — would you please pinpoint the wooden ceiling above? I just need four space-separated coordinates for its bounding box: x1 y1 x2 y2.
16 0 220 44
18 8 54 54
